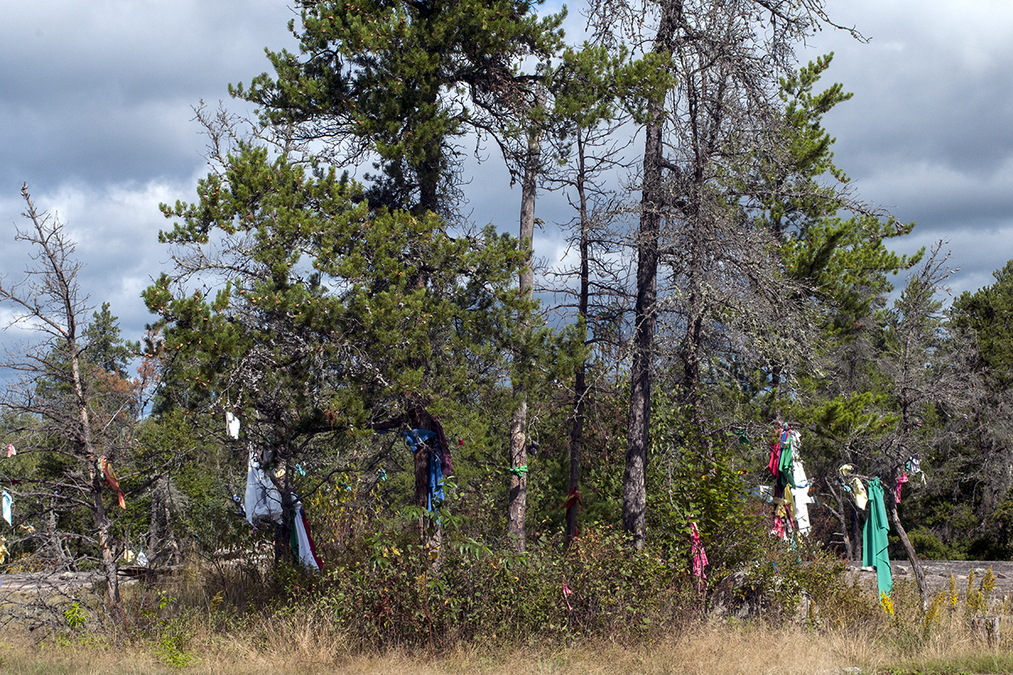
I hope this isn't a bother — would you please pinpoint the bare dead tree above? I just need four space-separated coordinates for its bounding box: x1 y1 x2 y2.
873 243 971 601
0 185 140 622
585 0 844 548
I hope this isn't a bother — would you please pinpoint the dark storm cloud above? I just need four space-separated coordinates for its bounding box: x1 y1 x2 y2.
0 0 296 191
802 0 1013 296
0 1 299 352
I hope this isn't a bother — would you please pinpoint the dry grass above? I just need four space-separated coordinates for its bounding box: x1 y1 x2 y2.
0 620 894 675
3 619 1013 675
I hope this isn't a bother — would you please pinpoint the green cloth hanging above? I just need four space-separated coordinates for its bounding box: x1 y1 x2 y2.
862 477 892 597
777 430 796 488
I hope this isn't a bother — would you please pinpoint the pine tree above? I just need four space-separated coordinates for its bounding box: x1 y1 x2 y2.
83 302 140 378
232 0 565 218
145 133 532 560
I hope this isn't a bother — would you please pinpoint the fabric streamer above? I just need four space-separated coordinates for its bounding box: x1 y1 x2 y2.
562 583 573 610
840 465 869 510
245 447 283 527
777 427 796 488
690 522 708 592
896 471 909 503
767 440 781 478
431 416 454 477
225 411 241 440
6 443 15 458
792 458 815 535
405 429 444 512
101 457 126 509
290 503 323 570
1 491 11 525
863 477 892 598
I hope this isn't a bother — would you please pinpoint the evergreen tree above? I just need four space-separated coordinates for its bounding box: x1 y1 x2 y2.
229 0 568 553
82 302 139 378
749 57 926 566
936 260 1013 556
145 133 533 560
232 0 565 218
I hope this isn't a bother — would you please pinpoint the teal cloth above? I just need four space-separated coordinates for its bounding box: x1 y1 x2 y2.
777 430 796 488
862 477 892 597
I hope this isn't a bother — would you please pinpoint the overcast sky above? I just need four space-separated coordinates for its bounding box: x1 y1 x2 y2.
2 0 1011 357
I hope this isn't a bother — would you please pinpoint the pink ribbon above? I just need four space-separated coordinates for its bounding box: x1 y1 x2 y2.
896 470 909 503
690 522 708 587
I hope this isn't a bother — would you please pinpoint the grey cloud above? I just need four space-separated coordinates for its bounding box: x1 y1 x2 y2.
0 0 295 191
800 1 1013 294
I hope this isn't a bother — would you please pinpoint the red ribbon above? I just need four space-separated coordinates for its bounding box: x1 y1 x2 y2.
101 457 126 509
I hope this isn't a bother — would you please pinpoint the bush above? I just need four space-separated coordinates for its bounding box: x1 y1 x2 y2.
310 520 696 651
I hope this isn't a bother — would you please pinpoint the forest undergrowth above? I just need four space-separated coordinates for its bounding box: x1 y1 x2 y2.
4 531 1013 675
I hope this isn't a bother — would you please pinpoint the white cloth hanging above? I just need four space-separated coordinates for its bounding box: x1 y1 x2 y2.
293 503 320 570
1 491 11 525
792 457 815 535
245 447 282 527
226 412 241 440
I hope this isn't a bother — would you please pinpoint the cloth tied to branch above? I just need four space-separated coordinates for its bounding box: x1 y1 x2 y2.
862 476 892 598
690 521 708 591
100 457 126 509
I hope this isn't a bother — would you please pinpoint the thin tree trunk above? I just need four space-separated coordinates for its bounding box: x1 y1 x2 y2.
566 132 591 545
623 1 679 548
409 407 442 550
74 337 121 617
852 502 863 563
824 478 854 561
508 121 540 552
508 400 528 551
273 448 295 565
887 469 927 601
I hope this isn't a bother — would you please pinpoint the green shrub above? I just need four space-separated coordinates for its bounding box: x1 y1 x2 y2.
310 520 695 651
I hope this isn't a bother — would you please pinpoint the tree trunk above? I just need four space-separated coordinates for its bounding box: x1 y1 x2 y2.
887 470 927 602
566 132 591 546
508 400 528 551
408 407 443 549
824 479 854 561
273 448 295 565
852 502 863 563
623 1 678 548
92 478 121 618
74 335 121 618
507 109 541 553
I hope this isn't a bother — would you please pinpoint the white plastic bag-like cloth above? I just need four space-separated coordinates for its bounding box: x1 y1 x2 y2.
245 447 283 528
